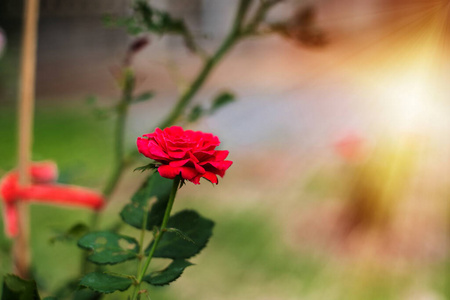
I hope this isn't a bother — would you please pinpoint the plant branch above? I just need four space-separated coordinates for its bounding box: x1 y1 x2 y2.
80 69 135 275
103 68 135 198
233 0 254 33
131 197 151 299
242 0 279 35
155 0 253 130
131 176 181 300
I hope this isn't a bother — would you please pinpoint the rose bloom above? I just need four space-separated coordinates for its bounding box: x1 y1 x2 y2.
137 126 232 184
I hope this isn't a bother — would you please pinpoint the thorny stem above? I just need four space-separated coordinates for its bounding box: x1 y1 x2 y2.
131 177 181 300
103 68 135 198
243 0 281 35
156 0 253 130
131 196 151 299
81 68 135 275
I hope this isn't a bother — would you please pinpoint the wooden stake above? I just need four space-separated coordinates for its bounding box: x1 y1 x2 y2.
14 0 40 279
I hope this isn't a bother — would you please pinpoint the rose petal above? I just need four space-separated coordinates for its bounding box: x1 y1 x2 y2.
194 163 205 174
202 160 233 171
169 159 190 167
158 165 198 180
204 160 233 177
180 167 198 180
158 165 180 179
188 151 199 163
167 148 188 159
191 175 201 185
137 137 152 157
214 150 229 161
201 172 218 184
166 126 184 136
148 141 170 160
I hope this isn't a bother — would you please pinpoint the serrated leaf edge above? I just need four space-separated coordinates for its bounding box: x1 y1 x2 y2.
142 260 193 286
79 272 133 294
77 232 140 265
144 210 215 259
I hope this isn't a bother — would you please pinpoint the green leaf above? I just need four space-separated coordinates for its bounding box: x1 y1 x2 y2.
102 15 143 35
133 163 158 173
1 274 40 300
72 289 101 300
135 1 156 31
77 232 139 265
187 105 204 122
133 1 197 52
210 92 235 113
79 272 133 294
146 210 214 259
49 223 89 244
142 260 193 286
102 15 115 26
42 298 58 300
120 172 172 231
165 228 195 244
133 92 154 103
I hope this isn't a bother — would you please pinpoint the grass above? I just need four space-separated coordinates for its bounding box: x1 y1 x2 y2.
0 102 114 187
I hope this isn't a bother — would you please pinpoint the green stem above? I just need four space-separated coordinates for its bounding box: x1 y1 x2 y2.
156 0 252 130
103 68 135 197
131 177 181 300
131 195 151 299
81 69 135 275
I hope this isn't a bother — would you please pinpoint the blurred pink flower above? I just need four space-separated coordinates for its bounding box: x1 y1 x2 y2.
334 133 365 161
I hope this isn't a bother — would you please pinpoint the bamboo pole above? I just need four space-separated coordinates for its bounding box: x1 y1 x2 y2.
14 0 40 279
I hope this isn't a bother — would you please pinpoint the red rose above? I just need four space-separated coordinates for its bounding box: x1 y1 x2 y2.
137 126 233 184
